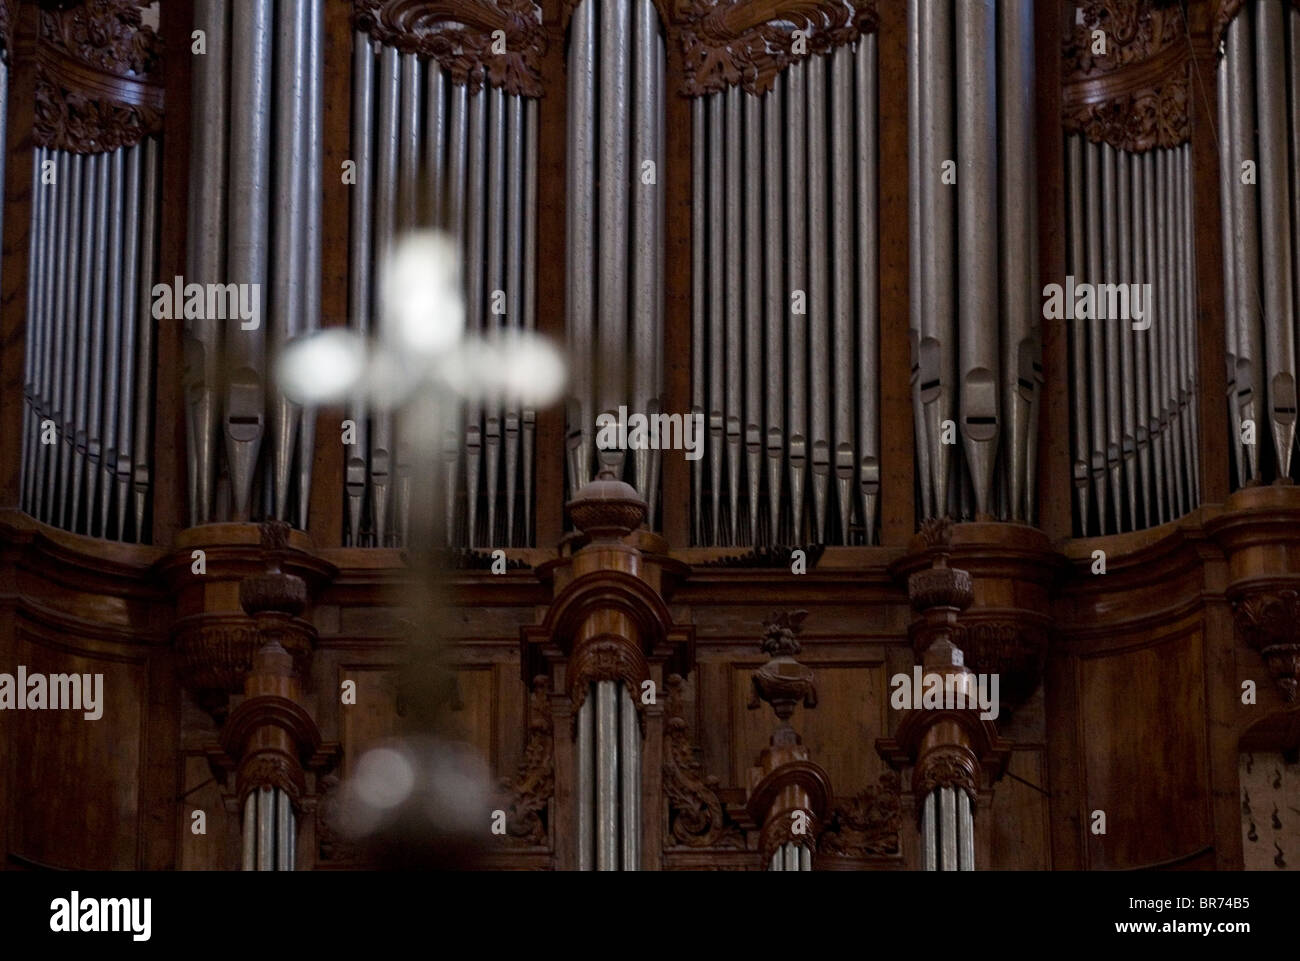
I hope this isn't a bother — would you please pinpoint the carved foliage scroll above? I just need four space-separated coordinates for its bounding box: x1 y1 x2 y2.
495 676 555 847
818 771 902 858
678 0 877 97
1062 0 1189 151
662 674 744 849
34 0 164 153
353 0 545 98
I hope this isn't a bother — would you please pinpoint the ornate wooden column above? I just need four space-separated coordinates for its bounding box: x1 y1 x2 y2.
878 519 1012 870
170 521 337 869
745 611 831 871
521 469 693 868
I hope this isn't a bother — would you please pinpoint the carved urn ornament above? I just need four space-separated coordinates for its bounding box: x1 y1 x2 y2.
748 609 817 735
566 468 647 541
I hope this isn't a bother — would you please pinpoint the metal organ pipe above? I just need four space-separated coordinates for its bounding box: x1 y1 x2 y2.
224 0 272 522
1254 2 1296 479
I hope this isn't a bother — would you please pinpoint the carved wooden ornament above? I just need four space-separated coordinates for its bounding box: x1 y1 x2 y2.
662 674 744 848
353 0 546 98
1062 0 1190 152
678 0 877 97
34 0 164 153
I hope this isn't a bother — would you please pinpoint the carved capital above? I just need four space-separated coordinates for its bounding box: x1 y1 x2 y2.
1062 0 1190 151
678 0 877 97
1234 589 1300 703
353 0 545 98
758 807 819 865
568 633 650 719
34 0 164 153
495 676 555 847
237 751 307 809
915 745 978 803
818 771 902 858
662 674 745 848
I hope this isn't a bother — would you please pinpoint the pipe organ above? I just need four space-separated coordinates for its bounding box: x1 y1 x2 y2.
1218 0 1300 488
1064 137 1200 534
9 0 1300 880
689 32 878 548
564 0 665 523
909 0 1041 526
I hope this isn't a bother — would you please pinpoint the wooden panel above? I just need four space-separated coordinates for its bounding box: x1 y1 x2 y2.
339 665 497 774
730 661 886 796
339 667 402 778
9 633 145 869
989 746 1051 869
178 753 229 870
441 667 495 772
1079 626 1211 869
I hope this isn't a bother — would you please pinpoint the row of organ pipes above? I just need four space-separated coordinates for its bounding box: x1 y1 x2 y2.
1218 1 1300 488
574 681 641 870
690 39 879 547
20 142 160 543
565 0 666 523
184 0 323 530
242 786 295 871
921 785 975 871
908 0 1042 528
347 35 542 548
1065 137 1200 535
30 1 1300 552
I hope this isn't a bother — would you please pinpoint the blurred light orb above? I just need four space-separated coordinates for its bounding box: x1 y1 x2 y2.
275 328 367 404
383 231 465 356
353 746 416 811
438 330 567 407
495 330 567 407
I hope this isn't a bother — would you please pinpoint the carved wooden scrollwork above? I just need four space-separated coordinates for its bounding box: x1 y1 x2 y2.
353 0 546 98
34 0 164 153
237 752 307 810
1234 589 1300 703
818 771 902 858
1062 0 1190 152
495 676 555 846
678 0 878 97
662 674 745 848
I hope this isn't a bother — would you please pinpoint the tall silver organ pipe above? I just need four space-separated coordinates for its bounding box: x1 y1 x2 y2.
1219 2 1300 486
180 0 321 529
691 31 879 546
908 0 1039 526
20 139 160 542
562 0 666 521
1064 135 1199 534
346 34 543 547
574 681 641 870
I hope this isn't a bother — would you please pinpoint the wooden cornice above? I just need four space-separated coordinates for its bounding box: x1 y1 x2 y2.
353 0 546 97
1061 0 1201 152
675 0 877 97
33 0 164 153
